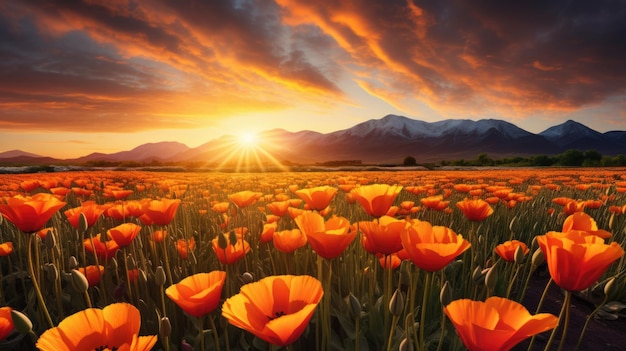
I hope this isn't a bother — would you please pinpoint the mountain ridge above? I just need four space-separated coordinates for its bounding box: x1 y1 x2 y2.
2 115 625 165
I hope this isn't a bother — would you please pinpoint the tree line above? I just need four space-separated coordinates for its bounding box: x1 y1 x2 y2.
404 149 626 168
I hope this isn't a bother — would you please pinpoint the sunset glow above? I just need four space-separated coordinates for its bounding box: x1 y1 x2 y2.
0 0 624 158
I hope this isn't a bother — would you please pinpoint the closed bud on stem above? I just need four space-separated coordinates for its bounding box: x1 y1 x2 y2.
138 269 147 285
472 265 484 283
485 266 498 290
241 272 254 284
78 213 89 234
68 256 79 269
389 289 405 316
440 281 452 306
159 316 172 338
514 245 526 265
11 310 33 334
609 213 615 231
43 229 56 249
217 232 228 249
181 339 193 351
70 269 89 293
155 266 167 286
229 230 238 246
44 263 59 282
604 276 617 297
126 254 136 270
399 337 412 351
531 249 544 268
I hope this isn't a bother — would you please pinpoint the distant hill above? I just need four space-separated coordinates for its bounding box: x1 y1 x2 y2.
1 116 625 165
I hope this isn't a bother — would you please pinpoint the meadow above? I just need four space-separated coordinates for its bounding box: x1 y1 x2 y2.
0 168 625 351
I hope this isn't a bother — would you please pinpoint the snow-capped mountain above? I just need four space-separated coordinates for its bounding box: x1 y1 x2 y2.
2 115 625 165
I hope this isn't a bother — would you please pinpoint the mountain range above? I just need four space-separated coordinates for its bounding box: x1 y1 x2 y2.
2 115 625 165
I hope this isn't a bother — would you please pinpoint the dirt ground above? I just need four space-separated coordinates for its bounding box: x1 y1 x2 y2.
513 273 626 351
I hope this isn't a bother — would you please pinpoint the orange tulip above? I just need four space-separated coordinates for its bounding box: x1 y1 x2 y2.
228 190 262 208
401 219 471 272
537 230 624 291
77 265 105 287
107 223 142 248
358 216 409 255
295 211 356 259
84 234 120 261
141 198 181 226
562 212 611 239
36 302 157 351
456 198 494 221
294 186 338 211
165 271 226 318
0 242 13 256
444 296 558 351
0 193 66 233
494 240 529 262
64 201 105 229
211 234 250 264
351 184 402 218
222 275 323 347
175 237 196 260
420 195 449 211
0 306 14 341
273 229 307 253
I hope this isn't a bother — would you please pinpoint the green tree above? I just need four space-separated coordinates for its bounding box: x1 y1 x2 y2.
403 156 417 166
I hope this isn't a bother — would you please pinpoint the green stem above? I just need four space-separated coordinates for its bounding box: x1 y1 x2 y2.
420 271 433 351
27 233 54 328
208 315 221 351
386 314 400 351
506 264 521 299
527 279 553 351
543 290 571 351
574 294 608 350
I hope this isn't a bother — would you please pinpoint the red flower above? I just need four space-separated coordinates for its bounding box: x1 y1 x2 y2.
0 193 66 233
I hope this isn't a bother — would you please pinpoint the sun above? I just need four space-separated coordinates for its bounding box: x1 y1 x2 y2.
238 132 259 148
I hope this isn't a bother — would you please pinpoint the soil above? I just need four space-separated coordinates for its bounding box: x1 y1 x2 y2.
513 272 626 351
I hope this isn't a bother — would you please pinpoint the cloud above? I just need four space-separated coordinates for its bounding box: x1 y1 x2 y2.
0 0 624 134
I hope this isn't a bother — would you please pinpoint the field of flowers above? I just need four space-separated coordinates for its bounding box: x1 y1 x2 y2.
0 168 625 351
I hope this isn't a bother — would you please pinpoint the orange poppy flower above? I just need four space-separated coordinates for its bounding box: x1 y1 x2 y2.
175 237 196 260
420 195 449 211
141 198 181 226
165 271 226 318
273 229 307 253
111 189 134 200
562 212 611 239
444 296 558 351
0 242 13 256
260 222 277 243
228 190 262 208
294 186 338 211
77 265 105 287
211 234 250 264
494 240 529 262
456 198 494 221
400 219 471 272
537 230 624 291
0 306 13 341
358 216 409 255
153 229 167 243
107 223 142 248
295 211 356 259
36 302 157 351
64 201 105 229
20 179 40 193
222 275 323 347
0 193 66 233
351 184 402 218
266 200 291 217
84 234 120 261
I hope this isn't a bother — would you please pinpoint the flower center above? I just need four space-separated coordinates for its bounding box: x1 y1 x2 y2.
267 311 285 320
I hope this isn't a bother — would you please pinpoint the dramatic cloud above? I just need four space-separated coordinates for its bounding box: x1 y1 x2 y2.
0 0 624 134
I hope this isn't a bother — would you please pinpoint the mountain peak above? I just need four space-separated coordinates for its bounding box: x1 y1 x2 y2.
539 119 601 139
0 149 43 158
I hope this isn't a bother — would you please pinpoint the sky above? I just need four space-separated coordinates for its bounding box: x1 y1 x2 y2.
0 0 624 159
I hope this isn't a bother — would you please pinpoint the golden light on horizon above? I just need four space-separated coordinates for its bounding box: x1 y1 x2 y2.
206 132 288 173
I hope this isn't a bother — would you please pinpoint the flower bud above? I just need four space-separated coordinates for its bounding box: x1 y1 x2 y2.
70 269 89 293
159 316 172 338
181 339 193 351
345 293 361 319
399 337 412 351
242 272 254 284
485 266 498 291
11 310 33 334
68 256 79 269
78 212 89 233
389 289 405 316
43 229 56 249
217 233 228 249
155 266 167 286
229 230 238 246
126 254 136 270
604 277 617 297
472 265 484 283
44 263 59 282
514 245 526 265
531 249 545 268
